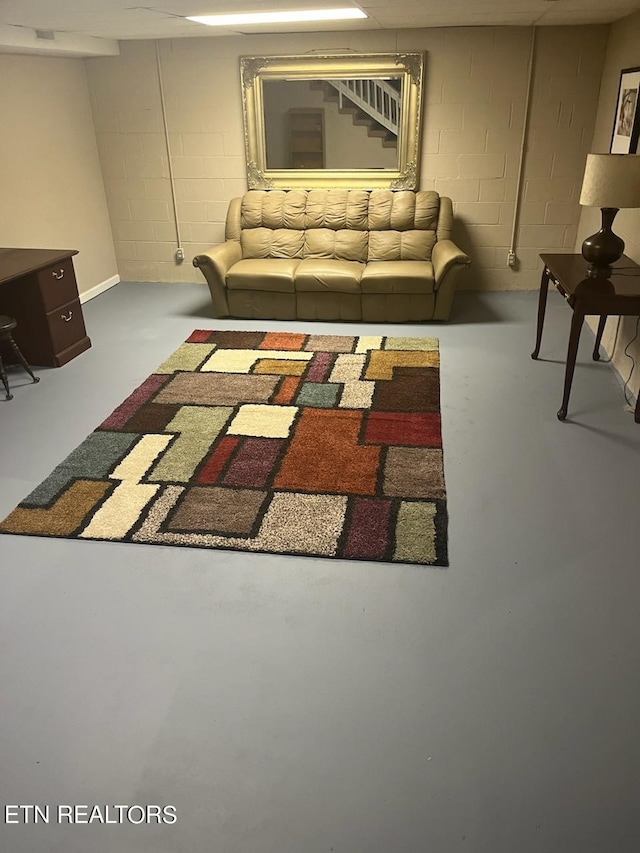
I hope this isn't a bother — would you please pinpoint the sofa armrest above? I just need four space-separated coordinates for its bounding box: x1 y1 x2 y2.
432 239 470 288
193 241 242 317
193 241 242 282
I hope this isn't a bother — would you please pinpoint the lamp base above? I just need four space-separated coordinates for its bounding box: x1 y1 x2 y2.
581 207 624 279
585 262 613 279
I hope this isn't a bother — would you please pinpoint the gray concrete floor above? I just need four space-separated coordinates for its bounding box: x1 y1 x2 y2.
0 283 639 853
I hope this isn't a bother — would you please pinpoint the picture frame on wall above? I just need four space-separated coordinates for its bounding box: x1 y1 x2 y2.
610 66 640 154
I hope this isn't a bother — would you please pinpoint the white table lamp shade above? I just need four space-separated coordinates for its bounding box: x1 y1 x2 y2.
579 154 640 208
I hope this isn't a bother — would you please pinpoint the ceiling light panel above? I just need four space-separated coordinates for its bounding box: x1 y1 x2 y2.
186 8 367 26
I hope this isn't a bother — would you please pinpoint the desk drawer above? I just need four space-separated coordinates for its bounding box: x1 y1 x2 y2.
46 298 87 353
37 258 79 311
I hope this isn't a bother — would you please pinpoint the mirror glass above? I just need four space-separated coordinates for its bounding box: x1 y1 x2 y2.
241 54 424 189
262 78 402 171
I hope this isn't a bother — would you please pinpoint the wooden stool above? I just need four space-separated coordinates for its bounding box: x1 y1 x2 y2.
0 315 40 400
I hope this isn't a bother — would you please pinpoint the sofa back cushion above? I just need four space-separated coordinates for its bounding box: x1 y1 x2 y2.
241 228 304 259
241 190 307 230
368 190 440 231
238 189 441 261
305 190 369 230
304 229 368 262
368 230 437 262
366 190 439 261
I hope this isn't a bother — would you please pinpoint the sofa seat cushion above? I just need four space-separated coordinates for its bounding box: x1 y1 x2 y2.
294 259 365 293
227 259 299 293
361 261 434 294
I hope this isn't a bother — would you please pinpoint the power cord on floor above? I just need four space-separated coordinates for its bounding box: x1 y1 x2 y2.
622 316 640 412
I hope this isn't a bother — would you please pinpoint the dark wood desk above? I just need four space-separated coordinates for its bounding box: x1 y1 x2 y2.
532 253 640 422
0 248 91 367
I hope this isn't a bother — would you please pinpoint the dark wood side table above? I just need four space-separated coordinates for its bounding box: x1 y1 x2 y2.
532 253 640 422
0 248 91 367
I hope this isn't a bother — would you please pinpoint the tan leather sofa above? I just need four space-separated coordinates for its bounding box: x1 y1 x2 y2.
193 189 470 322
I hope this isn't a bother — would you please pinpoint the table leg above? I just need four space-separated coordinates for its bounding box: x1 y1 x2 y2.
592 315 607 361
558 304 585 421
0 354 13 400
531 267 550 360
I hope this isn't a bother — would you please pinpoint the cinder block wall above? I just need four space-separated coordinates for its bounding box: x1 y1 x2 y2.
85 25 607 288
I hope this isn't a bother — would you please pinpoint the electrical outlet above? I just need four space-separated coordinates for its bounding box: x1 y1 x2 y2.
507 251 516 268
175 247 185 262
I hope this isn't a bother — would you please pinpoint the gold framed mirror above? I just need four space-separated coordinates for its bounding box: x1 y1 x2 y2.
240 53 424 190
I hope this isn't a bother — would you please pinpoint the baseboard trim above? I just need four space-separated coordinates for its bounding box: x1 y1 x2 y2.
79 274 120 304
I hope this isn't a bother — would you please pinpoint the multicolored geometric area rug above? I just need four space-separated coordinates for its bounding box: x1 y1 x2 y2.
0 331 448 566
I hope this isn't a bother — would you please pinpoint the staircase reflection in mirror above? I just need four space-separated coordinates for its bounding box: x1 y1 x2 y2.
263 78 400 171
